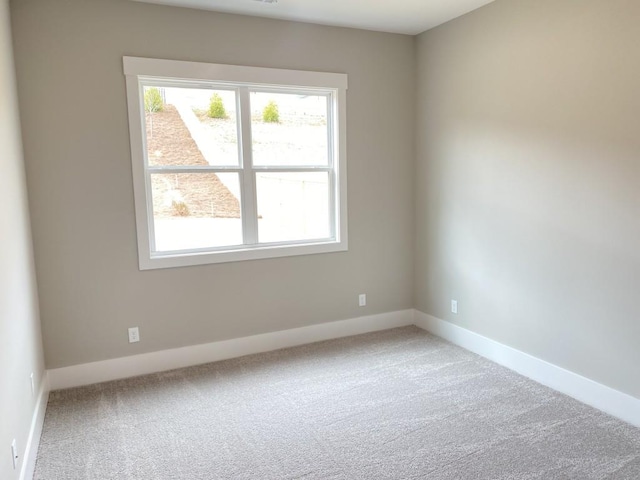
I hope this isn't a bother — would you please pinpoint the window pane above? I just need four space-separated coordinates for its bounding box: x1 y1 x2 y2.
250 92 329 166
257 172 330 243
151 172 242 252
144 86 239 167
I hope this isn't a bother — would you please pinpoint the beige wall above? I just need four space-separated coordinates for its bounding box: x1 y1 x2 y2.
0 0 45 477
10 0 415 368
11 0 639 405
415 0 640 398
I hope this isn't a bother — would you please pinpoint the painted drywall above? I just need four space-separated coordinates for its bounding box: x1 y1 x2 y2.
10 0 415 368
0 0 45 477
415 0 640 398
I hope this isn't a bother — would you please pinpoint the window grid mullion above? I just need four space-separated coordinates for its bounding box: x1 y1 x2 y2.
148 167 333 173
239 87 259 245
148 167 243 174
251 167 332 173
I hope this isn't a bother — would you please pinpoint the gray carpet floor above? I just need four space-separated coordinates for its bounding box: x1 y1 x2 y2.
35 326 640 479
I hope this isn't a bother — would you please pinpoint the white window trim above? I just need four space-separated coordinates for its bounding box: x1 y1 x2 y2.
123 56 348 270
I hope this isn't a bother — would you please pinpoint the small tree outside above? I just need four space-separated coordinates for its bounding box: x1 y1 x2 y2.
144 87 164 138
208 93 227 119
144 87 164 113
262 100 280 123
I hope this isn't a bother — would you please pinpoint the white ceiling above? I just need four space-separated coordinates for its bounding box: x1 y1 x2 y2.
133 0 496 35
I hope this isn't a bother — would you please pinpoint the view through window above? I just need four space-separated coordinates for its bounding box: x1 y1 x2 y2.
145 86 331 252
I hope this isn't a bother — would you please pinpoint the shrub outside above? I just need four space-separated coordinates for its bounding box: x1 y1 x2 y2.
208 93 227 119
262 100 280 123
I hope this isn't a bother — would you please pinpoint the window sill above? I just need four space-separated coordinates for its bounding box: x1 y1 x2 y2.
140 240 348 270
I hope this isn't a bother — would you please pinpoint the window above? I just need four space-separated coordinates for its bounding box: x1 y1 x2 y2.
123 57 348 269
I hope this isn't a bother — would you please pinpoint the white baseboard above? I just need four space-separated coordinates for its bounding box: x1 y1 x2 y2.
414 310 640 428
46 308 640 429
20 373 49 480
48 309 414 391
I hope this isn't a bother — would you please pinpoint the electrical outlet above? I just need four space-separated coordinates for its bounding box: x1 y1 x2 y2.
11 439 18 470
451 300 458 314
359 294 366 307
30 372 35 396
128 327 140 343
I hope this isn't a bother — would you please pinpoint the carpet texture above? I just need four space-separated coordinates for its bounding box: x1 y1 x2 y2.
35 327 640 479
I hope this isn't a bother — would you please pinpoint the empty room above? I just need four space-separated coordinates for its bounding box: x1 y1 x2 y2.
2 0 639 478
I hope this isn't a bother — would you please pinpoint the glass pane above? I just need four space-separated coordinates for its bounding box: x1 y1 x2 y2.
256 172 330 243
250 91 329 166
151 172 242 252
144 86 239 167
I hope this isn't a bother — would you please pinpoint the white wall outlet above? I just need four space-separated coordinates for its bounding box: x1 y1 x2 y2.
451 299 458 314
11 439 18 470
128 327 140 343
30 372 35 396
359 294 367 307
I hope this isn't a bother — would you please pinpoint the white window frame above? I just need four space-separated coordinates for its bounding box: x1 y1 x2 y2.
123 57 348 270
